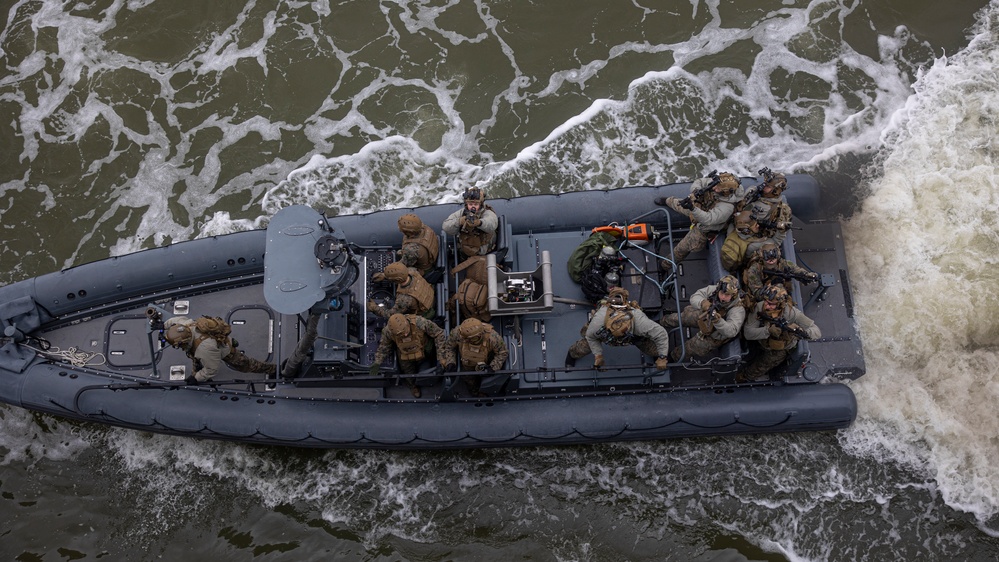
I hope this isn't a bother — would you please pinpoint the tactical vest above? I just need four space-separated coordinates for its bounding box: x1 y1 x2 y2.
459 334 493 367
392 318 428 362
189 316 232 355
760 306 796 350
402 226 440 272
457 278 490 321
458 204 496 257
396 271 435 314
596 307 635 346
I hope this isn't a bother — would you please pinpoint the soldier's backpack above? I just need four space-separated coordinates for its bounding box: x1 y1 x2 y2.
194 316 232 345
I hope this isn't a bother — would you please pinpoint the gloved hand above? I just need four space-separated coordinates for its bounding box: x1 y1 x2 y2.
767 324 783 338
484 366 495 374
434 363 445 376
700 299 713 311
807 272 819 283
678 197 695 211
654 356 669 370
368 364 380 376
372 272 386 282
366 300 381 313
697 313 714 335
593 354 605 368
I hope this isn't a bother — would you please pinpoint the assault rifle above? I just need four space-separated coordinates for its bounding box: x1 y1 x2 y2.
762 268 819 284
758 313 812 340
680 170 722 210
740 167 773 209
756 217 799 232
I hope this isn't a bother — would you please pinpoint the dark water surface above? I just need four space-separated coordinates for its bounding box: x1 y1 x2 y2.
2 0 999 560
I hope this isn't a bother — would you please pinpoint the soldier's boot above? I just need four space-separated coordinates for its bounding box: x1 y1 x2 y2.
406 378 422 398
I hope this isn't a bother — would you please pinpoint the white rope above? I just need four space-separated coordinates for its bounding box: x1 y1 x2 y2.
24 343 107 368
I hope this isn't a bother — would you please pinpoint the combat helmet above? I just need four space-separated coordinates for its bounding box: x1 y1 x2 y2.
164 323 193 348
387 313 412 338
462 186 485 204
715 173 741 196
397 213 424 236
458 317 489 343
717 275 740 298
760 242 781 263
606 286 630 308
761 168 787 196
760 284 789 306
382 262 410 283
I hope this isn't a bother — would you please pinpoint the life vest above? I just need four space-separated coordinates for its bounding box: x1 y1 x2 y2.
591 223 652 244
391 317 428 362
402 225 439 272
396 270 435 314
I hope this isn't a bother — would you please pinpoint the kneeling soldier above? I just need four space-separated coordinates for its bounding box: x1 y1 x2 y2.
739 285 820 382
661 275 746 360
367 261 435 319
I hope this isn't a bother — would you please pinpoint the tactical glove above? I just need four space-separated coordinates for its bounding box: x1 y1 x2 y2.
654 356 669 370
767 324 783 338
368 364 380 376
593 354 605 368
366 300 381 313
372 272 386 282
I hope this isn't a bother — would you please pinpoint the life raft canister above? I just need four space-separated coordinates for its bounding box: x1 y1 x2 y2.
591 223 654 245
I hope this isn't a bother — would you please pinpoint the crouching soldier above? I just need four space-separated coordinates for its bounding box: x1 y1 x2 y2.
163 316 275 384
660 275 745 360
742 242 819 307
654 171 744 272
444 318 508 397
446 256 491 322
738 285 820 382
565 287 670 371
367 261 435 319
369 313 447 398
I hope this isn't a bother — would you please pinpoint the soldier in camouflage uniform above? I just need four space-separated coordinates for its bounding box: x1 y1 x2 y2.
444 317 508 396
396 213 439 276
445 255 491 322
720 210 769 272
654 172 745 272
163 316 275 383
741 242 818 307
367 262 436 319
565 287 670 370
738 285 820 382
368 313 447 398
660 275 746 361
739 169 793 249
442 186 499 258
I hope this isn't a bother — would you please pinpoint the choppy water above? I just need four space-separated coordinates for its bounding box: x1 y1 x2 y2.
1 0 998 560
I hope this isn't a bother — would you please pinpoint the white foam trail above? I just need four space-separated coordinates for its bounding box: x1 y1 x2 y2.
843 2 999 523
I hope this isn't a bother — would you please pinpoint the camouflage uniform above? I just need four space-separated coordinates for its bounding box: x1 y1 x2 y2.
396 214 440 276
661 175 745 266
367 263 435 319
740 300 820 381
442 205 499 258
372 315 447 373
444 318 508 395
742 253 817 304
164 316 274 382
661 281 746 360
566 304 670 362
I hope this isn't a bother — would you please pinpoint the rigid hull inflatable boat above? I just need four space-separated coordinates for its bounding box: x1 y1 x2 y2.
0 175 864 449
